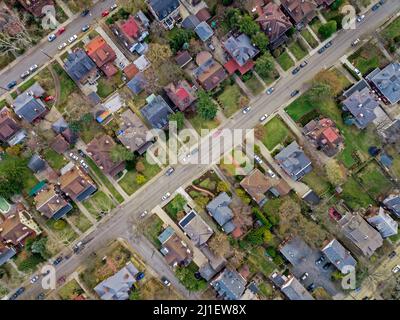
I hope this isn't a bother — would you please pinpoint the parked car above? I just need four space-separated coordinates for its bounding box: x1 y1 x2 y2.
58 42 67 50
20 71 30 79
57 276 66 285
140 210 148 218
323 262 332 270
53 256 63 266
300 61 308 68
292 66 301 75
68 34 78 43
78 149 86 157
110 3 118 11
324 41 333 49
30 275 40 284
36 293 45 300
242 106 251 114
48 34 56 42
351 38 360 46
259 114 268 122
356 15 365 22
81 24 90 32
267 169 276 178
290 90 300 97
73 241 84 253
389 251 397 259
102 10 110 17
300 272 309 281
161 276 171 287
81 9 90 16
317 46 326 54
392 265 400 274
328 207 342 221
44 96 54 102
371 3 380 11
379 0 385 4
29 64 39 72
354 68 361 76
207 43 215 51
307 283 316 292
254 155 263 164
315 256 325 265
57 27 65 35
266 87 274 95
161 192 171 201
135 272 145 281
165 167 175 176
6 80 17 89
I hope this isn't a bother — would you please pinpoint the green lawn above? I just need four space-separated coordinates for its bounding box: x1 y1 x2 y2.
43 149 68 170
247 247 276 277
83 191 115 220
164 194 187 221
46 218 78 244
262 116 294 150
96 71 124 99
58 279 84 300
244 74 264 95
348 43 388 75
276 51 295 71
144 215 164 249
300 29 319 48
302 170 331 197
0 100 7 108
17 78 36 93
217 84 244 118
51 62 78 111
80 121 105 144
68 209 92 233
356 162 393 199
188 113 219 135
381 16 400 42
310 18 324 41
341 177 374 210
118 159 161 195
288 41 308 60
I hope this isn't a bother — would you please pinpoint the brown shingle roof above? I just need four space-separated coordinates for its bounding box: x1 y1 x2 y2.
51 134 70 154
59 166 96 201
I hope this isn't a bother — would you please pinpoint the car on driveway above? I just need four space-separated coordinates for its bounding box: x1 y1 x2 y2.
20 70 30 79
242 106 251 114
161 192 171 201
266 87 274 95
58 42 67 50
102 10 110 17
292 66 301 75
267 169 276 178
110 4 118 11
290 90 300 97
315 256 325 265
389 251 397 259
29 64 39 73
254 155 263 164
48 34 56 42
81 24 90 32
161 276 171 287
68 34 78 43
323 262 332 270
7 81 17 89
354 68 361 76
259 114 268 122
135 272 145 281
36 293 45 300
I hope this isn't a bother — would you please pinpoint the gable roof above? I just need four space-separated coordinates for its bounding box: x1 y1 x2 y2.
0 243 16 266
240 169 274 205
34 185 73 219
59 166 97 202
211 268 247 300
274 141 312 180
117 15 140 40
28 154 46 173
366 207 398 238
64 49 97 83
126 72 146 95
383 194 400 218
51 134 70 154
194 21 214 42
123 64 139 80
272 273 314 300
182 15 200 30
193 54 228 91
367 62 400 104
322 239 357 273
164 80 197 111
0 107 22 143
140 95 174 129
148 0 180 21
281 0 317 25
160 232 193 267
195 8 211 22
178 209 214 246
206 192 236 234
223 34 259 67
51 117 68 134
85 36 117 77
175 51 192 68
13 83 47 123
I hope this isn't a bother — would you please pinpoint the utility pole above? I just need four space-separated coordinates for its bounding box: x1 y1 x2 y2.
40 49 52 59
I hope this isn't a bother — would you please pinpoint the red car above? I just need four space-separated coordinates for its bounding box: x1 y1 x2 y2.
101 10 109 17
57 27 65 35
44 96 54 102
328 207 342 222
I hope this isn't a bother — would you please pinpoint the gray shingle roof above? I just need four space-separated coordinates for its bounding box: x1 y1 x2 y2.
383 195 400 218
178 210 214 246
211 268 247 300
322 239 357 273
182 15 200 30
223 34 259 67
28 154 46 173
0 246 16 266
206 192 235 234
140 95 173 129
13 83 47 123
64 49 97 82
126 72 146 95
274 141 312 180
51 117 68 134
368 62 400 104
367 207 398 238
194 21 214 42
281 276 314 300
148 0 180 21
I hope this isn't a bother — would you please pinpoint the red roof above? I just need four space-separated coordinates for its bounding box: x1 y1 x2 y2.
322 127 340 144
123 64 139 80
224 59 254 75
176 87 189 101
102 62 118 78
120 16 139 39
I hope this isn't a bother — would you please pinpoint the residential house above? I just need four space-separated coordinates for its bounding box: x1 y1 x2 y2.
13 83 47 123
321 239 357 273
193 51 228 91
133 55 150 72
86 135 126 178
178 209 214 247
123 64 139 80
158 226 193 268
64 49 98 85
366 62 400 105
195 8 211 22
379 119 400 149
303 118 343 157
223 34 259 75
342 79 379 129
206 192 237 234
59 166 97 202
0 243 16 266
34 184 73 220
383 194 400 218
0 3 23 36
240 168 291 206
113 13 149 54
140 94 174 130
147 0 181 30
270 272 314 300
28 154 46 173
0 203 41 247
280 0 317 28
50 134 70 154
164 80 197 112
210 268 247 300
175 51 192 69
0 107 27 146
194 21 214 42
256 2 293 49
315 0 335 7
94 262 139 300
17 0 53 17
338 212 383 257
365 207 398 238
274 141 312 181
126 72 147 95
117 109 154 155
182 15 200 30
85 36 117 78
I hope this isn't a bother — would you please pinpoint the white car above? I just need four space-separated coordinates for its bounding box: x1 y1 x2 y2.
58 42 67 50
300 272 309 281
259 114 268 122
267 169 276 178
254 155 263 164
20 71 30 79
351 38 360 46
242 106 251 114
29 64 39 72
68 34 78 43
140 210 148 218
161 192 171 201
30 275 39 284
48 34 56 42
392 265 400 274
356 15 365 22
110 3 118 11
354 68 361 76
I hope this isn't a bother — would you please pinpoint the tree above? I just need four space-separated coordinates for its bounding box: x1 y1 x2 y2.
168 112 185 131
216 181 230 193
135 174 146 185
5 145 21 156
252 32 269 52
307 83 333 103
118 0 147 13
222 0 234 5
235 188 251 205
263 229 274 244
318 20 337 39
166 194 187 218
146 43 172 67
208 232 231 258
245 225 270 245
175 265 207 292
254 124 266 140
314 70 344 95
255 53 275 79
238 14 260 37
197 90 218 120
135 161 145 173
31 238 50 260
0 155 27 200
110 145 134 162
168 28 194 53
225 8 241 29
325 159 347 186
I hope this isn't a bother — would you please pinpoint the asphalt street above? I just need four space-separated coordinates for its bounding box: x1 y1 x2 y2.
10 0 400 300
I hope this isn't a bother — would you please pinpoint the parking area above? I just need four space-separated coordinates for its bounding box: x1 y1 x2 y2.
280 237 340 296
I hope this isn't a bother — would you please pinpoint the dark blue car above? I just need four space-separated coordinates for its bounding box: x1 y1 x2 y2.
7 80 17 89
135 272 145 281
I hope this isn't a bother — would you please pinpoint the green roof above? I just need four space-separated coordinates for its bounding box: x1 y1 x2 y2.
29 181 47 197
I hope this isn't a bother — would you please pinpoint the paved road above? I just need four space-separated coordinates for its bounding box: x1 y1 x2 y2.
15 0 400 300
0 0 116 92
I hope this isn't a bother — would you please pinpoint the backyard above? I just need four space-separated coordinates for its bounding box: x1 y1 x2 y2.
68 209 93 233
310 17 324 41
96 71 124 99
261 116 294 151
46 218 78 245
187 112 219 135
356 161 394 199
276 50 295 71
381 16 400 51
302 170 332 197
341 177 375 210
43 149 68 171
58 279 85 300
